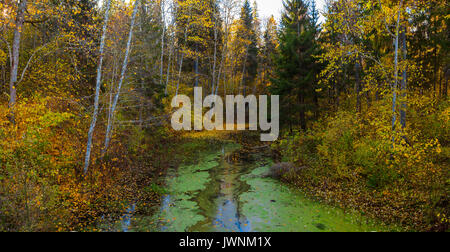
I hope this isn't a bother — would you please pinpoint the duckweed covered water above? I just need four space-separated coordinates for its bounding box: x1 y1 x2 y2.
125 143 394 232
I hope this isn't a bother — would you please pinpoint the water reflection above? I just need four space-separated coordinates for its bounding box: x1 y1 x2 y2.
211 156 251 232
121 204 136 232
160 195 172 232
213 199 251 232
156 145 252 232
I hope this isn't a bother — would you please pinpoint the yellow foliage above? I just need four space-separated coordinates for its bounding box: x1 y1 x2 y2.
275 92 449 231
0 49 6 66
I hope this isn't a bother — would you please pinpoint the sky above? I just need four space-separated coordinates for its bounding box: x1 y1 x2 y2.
255 0 326 24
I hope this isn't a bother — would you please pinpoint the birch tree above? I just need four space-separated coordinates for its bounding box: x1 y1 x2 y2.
164 1 176 96
84 0 112 174
175 7 191 96
8 0 27 124
210 1 221 95
391 0 403 145
103 0 140 154
159 0 166 87
214 0 238 96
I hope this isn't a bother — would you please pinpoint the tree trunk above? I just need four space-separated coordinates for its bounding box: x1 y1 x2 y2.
299 94 306 130
433 15 438 97
334 75 339 108
355 59 362 114
103 1 139 154
84 0 112 174
400 26 407 129
160 0 166 87
194 47 199 87
215 28 230 96
176 51 184 96
211 9 218 95
176 6 192 96
240 46 250 95
392 0 403 146
444 67 448 99
439 68 442 98
8 0 27 124
164 41 172 95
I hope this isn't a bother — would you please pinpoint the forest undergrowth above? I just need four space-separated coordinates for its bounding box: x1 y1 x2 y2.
274 93 449 232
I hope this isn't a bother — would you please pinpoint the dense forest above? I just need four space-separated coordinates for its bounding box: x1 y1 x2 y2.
0 0 448 232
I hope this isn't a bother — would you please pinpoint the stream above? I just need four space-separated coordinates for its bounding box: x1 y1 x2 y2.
123 143 391 232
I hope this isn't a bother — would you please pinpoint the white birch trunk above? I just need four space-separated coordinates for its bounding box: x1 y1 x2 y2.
176 6 192 96
176 52 184 96
392 0 403 145
103 0 139 154
8 0 27 124
164 43 172 95
159 0 166 87
84 0 112 174
211 7 219 95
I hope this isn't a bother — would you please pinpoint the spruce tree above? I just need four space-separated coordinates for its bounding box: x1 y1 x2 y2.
261 16 278 93
238 0 258 94
270 0 320 130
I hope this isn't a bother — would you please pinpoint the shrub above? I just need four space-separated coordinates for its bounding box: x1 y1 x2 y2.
0 96 79 231
275 93 449 231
